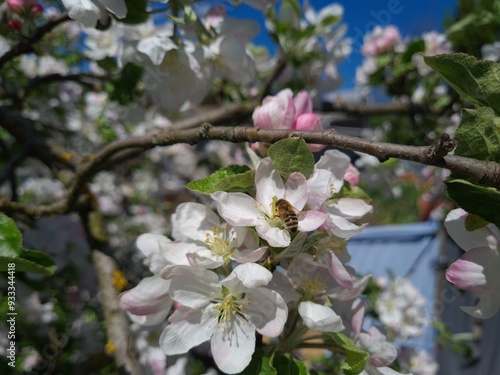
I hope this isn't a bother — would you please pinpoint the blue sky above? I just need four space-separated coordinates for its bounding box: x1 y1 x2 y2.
226 0 457 89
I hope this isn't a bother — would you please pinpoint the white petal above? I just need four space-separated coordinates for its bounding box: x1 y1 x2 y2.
256 224 290 247
444 208 493 251
171 202 220 243
298 301 344 332
211 317 256 374
307 169 333 210
138 35 178 65
298 210 329 231
160 242 200 266
316 150 350 191
222 263 272 291
62 0 101 28
460 288 500 319
329 214 367 238
211 191 261 226
256 157 284 210
233 246 268 263
160 306 216 355
245 288 288 337
327 198 373 220
284 172 308 210
136 233 171 273
119 275 171 317
186 251 224 269
166 266 220 308
99 0 127 18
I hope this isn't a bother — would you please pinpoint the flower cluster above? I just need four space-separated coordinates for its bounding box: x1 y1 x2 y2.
115 143 422 374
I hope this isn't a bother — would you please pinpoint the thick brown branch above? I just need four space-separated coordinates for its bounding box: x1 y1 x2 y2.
0 13 71 69
91 250 143 375
2 125 499 218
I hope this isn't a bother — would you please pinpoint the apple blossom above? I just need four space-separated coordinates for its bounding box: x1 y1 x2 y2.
361 25 401 57
162 202 268 268
212 157 328 247
444 208 500 319
252 89 325 152
375 278 428 338
160 263 287 374
62 0 127 28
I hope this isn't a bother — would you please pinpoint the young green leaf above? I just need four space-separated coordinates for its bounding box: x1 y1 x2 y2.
424 53 500 114
455 107 500 162
186 165 255 194
0 214 57 275
327 333 368 375
446 178 500 228
267 138 315 180
0 213 23 258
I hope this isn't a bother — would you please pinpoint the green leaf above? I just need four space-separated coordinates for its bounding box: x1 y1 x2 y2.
267 138 315 180
455 107 500 162
446 178 500 228
0 214 57 276
424 53 500 114
119 0 148 25
0 250 57 276
0 213 23 257
240 348 265 375
327 333 368 375
464 214 489 231
186 165 255 194
109 63 143 105
272 354 309 375
274 232 308 260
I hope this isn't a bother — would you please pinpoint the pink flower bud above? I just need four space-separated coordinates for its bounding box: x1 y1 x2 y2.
7 19 23 31
252 91 295 129
7 0 38 13
292 113 325 152
293 90 313 118
344 163 360 185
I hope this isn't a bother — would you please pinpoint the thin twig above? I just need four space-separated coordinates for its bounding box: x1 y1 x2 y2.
0 13 71 69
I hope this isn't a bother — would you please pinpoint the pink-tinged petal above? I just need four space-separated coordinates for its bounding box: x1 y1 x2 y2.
233 246 268 263
245 288 288 336
293 113 321 131
211 318 256 374
332 274 370 301
160 242 200 266
119 275 171 316
211 191 261 226
327 198 373 220
298 210 329 231
358 332 397 367
298 301 344 332
293 90 313 117
160 306 216 355
172 202 220 242
444 208 492 251
460 288 500 319
326 251 353 289
307 169 333 210
328 214 367 238
445 247 497 293
284 172 308 210
126 299 173 326
256 224 290 247
256 158 284 210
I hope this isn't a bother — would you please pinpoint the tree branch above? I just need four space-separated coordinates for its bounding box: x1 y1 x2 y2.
0 13 71 69
1 125 499 218
91 250 144 375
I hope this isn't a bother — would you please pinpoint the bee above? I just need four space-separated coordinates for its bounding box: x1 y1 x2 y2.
276 199 299 233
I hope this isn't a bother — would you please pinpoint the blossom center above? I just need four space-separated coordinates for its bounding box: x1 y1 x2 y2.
205 226 234 258
212 287 249 327
301 276 328 297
